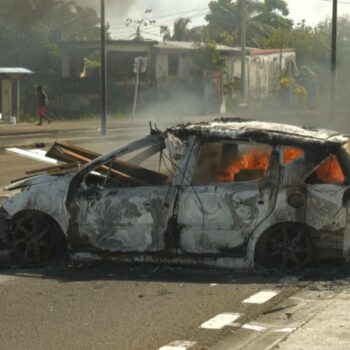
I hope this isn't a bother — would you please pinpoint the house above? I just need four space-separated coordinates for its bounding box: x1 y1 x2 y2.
58 40 296 115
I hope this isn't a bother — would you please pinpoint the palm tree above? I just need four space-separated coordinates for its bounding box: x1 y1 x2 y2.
206 0 292 47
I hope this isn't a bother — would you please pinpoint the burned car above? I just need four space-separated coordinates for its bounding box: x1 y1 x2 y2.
1 118 350 270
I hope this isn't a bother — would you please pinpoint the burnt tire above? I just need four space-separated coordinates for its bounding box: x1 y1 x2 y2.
255 224 315 271
11 211 63 265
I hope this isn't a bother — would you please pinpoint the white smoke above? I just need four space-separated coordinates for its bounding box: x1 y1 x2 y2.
73 0 135 17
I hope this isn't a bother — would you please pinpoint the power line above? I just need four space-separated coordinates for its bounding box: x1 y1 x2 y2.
108 6 208 29
109 11 209 37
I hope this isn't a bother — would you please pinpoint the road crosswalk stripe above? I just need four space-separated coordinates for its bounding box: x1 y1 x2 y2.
200 313 242 330
242 323 266 331
158 340 196 350
242 290 278 304
274 326 297 333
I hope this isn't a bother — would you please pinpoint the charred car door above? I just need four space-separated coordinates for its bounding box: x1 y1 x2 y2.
65 135 178 254
175 139 279 255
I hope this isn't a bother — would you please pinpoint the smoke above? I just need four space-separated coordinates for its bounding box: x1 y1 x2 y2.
72 0 136 18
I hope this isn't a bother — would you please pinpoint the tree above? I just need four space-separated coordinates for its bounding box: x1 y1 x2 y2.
0 0 105 113
0 0 101 69
205 0 292 46
261 20 330 68
160 17 208 42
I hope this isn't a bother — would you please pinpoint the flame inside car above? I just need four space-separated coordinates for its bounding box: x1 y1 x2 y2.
283 147 304 165
316 155 345 184
216 148 272 182
215 145 345 184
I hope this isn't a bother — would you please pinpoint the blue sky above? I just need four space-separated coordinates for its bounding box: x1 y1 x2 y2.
105 0 350 39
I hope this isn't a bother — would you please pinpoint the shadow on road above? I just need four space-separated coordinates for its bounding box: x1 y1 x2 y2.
1 250 350 287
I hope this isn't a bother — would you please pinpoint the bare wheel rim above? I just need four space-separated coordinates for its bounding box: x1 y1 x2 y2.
12 214 57 263
264 225 314 270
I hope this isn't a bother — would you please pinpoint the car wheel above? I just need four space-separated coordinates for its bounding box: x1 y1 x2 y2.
11 211 63 265
256 224 315 271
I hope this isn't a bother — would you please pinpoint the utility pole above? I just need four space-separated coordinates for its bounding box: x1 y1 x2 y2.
330 0 338 112
240 0 247 105
100 0 107 136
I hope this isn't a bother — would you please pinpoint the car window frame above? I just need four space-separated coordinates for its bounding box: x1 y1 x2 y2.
188 138 277 186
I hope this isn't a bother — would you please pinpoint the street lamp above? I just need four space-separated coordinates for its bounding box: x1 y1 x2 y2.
101 0 107 136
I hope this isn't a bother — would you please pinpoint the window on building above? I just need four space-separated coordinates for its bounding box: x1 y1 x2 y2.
168 54 179 76
192 142 273 185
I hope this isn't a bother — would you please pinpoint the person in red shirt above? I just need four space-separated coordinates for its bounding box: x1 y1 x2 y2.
37 85 52 125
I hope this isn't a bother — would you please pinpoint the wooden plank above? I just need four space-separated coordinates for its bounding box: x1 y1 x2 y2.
25 162 79 175
47 142 168 185
60 148 145 185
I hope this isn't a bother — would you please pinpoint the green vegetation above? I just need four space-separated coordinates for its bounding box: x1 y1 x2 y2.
0 0 101 115
1 0 350 117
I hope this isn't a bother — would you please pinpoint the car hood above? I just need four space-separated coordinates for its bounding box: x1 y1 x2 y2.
5 174 73 191
2 174 72 233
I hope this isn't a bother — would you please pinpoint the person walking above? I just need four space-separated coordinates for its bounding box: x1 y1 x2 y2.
36 85 52 125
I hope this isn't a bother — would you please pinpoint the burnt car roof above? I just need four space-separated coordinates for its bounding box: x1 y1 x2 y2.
167 118 350 148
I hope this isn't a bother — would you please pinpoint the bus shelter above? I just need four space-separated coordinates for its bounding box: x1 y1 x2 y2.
0 67 33 123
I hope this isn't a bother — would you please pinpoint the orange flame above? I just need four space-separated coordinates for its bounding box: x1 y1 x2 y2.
216 149 271 182
315 155 345 184
283 147 304 165
216 147 345 185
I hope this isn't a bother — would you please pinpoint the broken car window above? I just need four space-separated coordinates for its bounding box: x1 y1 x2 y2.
81 139 173 189
282 147 304 166
306 155 345 185
192 142 273 185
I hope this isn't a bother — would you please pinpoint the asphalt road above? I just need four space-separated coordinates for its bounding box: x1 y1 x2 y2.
0 263 296 350
0 126 147 187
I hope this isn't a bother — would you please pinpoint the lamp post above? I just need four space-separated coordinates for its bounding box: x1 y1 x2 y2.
240 0 247 105
330 0 338 113
101 0 107 136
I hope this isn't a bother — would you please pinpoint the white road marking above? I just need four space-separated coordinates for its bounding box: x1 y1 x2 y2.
200 313 242 330
242 290 278 304
158 340 196 350
274 326 297 333
210 283 218 286
242 323 266 332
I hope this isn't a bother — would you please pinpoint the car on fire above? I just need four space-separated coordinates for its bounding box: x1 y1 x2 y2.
1 118 350 270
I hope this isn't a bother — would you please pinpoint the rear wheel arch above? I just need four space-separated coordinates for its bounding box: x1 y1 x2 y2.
252 222 317 270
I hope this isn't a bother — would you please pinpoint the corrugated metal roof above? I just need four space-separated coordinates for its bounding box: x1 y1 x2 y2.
154 41 242 53
0 67 34 75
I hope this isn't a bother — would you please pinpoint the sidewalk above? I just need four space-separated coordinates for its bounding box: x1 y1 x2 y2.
0 118 140 137
0 115 213 137
210 284 350 350
0 115 214 150
277 291 350 350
